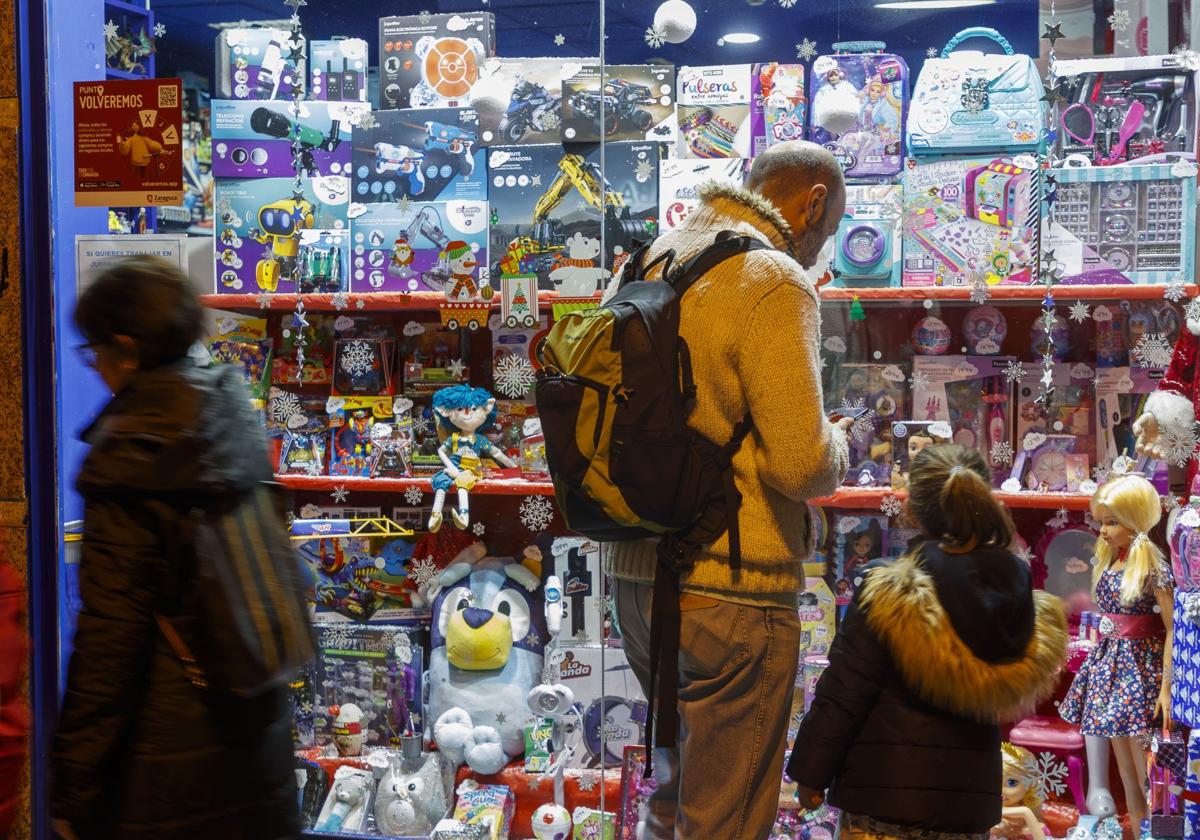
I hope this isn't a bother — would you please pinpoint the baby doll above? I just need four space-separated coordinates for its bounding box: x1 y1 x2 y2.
1059 474 1174 828
428 385 517 532
991 743 1046 840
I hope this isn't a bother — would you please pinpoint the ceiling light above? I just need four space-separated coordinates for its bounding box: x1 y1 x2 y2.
875 0 995 8
720 32 761 44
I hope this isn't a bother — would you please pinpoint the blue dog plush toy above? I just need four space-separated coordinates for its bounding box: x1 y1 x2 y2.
426 556 545 775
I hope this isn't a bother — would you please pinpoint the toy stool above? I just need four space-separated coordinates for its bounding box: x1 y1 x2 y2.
1010 716 1088 813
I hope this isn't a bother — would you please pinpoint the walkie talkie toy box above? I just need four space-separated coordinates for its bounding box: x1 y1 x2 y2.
351 200 489 295
677 65 754 159
562 64 677 144
379 12 495 110
809 47 906 179
309 39 369 102
351 107 486 204
212 100 367 179
216 28 305 101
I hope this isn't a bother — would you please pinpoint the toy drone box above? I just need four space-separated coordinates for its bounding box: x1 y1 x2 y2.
824 362 909 488
471 57 593 147
379 12 496 110
487 141 659 293
212 100 367 179
555 645 647 770
216 28 305 101
831 184 902 287
902 155 1040 287
351 200 489 295
809 51 906 179
1052 55 1199 166
658 157 746 233
1044 163 1196 285
308 39 369 102
751 63 807 154
351 107 486 204
677 65 754 159
214 176 350 294
562 64 677 144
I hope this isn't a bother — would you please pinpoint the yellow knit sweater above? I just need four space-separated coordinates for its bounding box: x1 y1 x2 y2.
601 183 850 607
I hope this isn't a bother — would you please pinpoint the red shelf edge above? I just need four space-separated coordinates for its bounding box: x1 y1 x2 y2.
819 284 1195 302
199 291 601 313
811 487 1093 511
277 474 555 496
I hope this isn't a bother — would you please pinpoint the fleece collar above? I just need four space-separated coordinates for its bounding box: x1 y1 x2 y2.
695 182 797 259
859 553 1068 724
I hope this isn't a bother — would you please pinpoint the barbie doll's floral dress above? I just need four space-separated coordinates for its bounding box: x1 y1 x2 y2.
1059 560 1173 736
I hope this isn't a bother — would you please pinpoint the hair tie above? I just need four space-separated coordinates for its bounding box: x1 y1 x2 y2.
1131 531 1150 550
949 465 967 478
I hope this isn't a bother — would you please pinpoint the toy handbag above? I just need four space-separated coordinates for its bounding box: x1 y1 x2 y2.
908 27 1044 155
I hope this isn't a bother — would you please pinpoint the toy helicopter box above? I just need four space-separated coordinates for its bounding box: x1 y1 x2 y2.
309 39 369 102
379 12 496 110
658 157 746 233
351 200 489 295
562 64 677 144
809 50 907 180
831 184 903 287
751 63 808 154
212 100 367 179
351 107 486 204
216 28 306 102
213 175 351 294
486 141 659 293
677 65 754 159
471 57 594 147
902 155 1040 287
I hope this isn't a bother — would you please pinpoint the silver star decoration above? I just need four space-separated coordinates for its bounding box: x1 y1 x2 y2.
1041 367 1055 388
1042 21 1064 46
553 33 565 46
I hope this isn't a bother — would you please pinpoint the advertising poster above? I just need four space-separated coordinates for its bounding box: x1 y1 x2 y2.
74 78 184 206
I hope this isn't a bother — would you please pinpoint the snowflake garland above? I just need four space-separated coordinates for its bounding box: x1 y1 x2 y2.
1165 280 1188 304
519 495 555 532
1133 333 1174 368
909 370 930 392
1001 360 1026 385
991 441 1014 467
796 38 818 61
494 354 537 399
340 339 376 377
1034 751 1069 800
330 484 349 503
880 494 902 518
1068 302 1091 324
644 25 667 49
408 556 439 590
1108 8 1131 31
321 623 355 650
404 486 425 506
270 391 303 424
331 291 349 310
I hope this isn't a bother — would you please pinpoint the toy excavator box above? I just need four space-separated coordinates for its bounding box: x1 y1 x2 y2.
472 57 587 146
562 64 678 144
351 200 489 295
379 12 495 110
487 141 660 293
351 106 486 203
212 100 368 179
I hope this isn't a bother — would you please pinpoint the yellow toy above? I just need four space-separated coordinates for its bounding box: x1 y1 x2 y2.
248 195 315 292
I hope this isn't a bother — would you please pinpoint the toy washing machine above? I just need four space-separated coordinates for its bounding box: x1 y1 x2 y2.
832 184 902 287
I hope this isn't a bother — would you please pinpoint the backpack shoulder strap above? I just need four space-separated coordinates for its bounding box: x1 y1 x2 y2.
667 231 773 298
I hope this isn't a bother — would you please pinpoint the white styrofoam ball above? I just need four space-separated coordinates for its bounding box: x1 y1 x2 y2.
654 0 697 44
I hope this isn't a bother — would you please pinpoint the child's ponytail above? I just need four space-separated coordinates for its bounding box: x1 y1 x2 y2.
906 444 1015 553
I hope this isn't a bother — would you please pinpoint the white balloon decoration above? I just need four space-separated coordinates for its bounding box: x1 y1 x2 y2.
653 0 697 44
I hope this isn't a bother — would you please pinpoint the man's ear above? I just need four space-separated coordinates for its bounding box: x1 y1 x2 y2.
804 183 828 228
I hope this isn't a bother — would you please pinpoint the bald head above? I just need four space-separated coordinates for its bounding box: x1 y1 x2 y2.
746 141 846 268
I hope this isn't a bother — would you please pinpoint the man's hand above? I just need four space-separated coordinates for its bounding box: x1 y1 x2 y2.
794 784 825 812
1134 412 1164 459
835 416 855 434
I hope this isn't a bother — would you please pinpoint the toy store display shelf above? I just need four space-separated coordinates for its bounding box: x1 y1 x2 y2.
198 292 601 313
813 487 1094 511
818 284 1195 302
277 474 556 496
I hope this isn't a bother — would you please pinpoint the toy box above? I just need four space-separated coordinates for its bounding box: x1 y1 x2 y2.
1052 55 1199 166
379 13 495 110
273 314 336 384
902 155 1039 286
833 514 888 615
549 537 603 645
890 420 953 490
555 645 648 770
208 315 273 401
274 394 329 476
216 28 304 101
487 142 658 292
657 157 746 233
751 63 807 154
370 398 416 478
1172 594 1200 728
308 39 369 102
212 99 366 179
329 396 396 475
1015 362 1096 470
351 107 486 204
832 184 902 287
471 57 587 146
824 362 909 487
400 319 470 397
452 781 515 839
798 578 836 658
677 65 754 158
351 200 489 295
214 176 351 293
809 49 906 179
1046 163 1196 285
1011 434 1078 492
562 64 677 144
1094 365 1167 474
910 356 1016 484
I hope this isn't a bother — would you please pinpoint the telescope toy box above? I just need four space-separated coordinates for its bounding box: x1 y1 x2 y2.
471 57 593 147
487 141 659 293
751 63 808 154
212 99 367 179
351 200 489 295
677 64 754 159
379 12 496 110
309 39 369 103
562 64 678 144
216 28 305 102
214 176 351 294
351 107 486 204
809 49 906 179
658 157 747 233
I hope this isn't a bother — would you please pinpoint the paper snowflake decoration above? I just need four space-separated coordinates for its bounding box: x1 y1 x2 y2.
644 25 667 49
635 159 655 182
356 111 378 130
992 441 1014 467
494 354 537 398
298 700 314 716
1133 333 1174 368
880 494 902 518
796 38 818 61
404 486 424 506
1035 752 1069 800
576 771 599 792
396 194 413 214
1001 360 1026 385
355 298 366 310
330 484 349 503
553 33 565 46
256 293 274 309
969 281 990 305
837 398 875 442
1173 44 1200 71
418 9 433 24
153 22 166 38
519 495 555 532
909 370 930 392
304 460 323 477
446 358 467 379
927 46 938 58
104 19 119 41
472 522 486 536
1187 297 1200 328
270 391 303 424
1068 302 1091 323
1163 494 1182 513
394 632 414 664
1016 545 1035 565
412 414 433 437
331 291 349 311
321 623 355 651
1165 280 1189 303
1108 9 1131 31
340 339 376 377
1162 423 1200 468
408 556 439 590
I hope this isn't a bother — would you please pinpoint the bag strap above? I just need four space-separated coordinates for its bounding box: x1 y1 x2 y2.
667 232 771 299
155 614 209 691
940 27 1015 58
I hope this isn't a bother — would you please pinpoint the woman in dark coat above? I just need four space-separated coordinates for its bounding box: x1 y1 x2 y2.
51 257 298 840
787 445 1069 839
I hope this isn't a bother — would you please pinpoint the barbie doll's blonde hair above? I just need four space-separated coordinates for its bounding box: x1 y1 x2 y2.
1000 742 1044 812
1091 474 1165 606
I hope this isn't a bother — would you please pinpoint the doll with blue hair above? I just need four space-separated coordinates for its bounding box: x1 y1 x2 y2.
428 384 516 532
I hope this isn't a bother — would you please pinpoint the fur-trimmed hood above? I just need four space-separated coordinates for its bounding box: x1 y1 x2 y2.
695 181 797 258
859 551 1068 724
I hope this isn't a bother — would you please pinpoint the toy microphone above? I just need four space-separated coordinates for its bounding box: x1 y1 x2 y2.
527 575 575 717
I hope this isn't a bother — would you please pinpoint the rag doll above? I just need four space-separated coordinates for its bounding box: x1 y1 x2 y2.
991 743 1046 840
428 385 517 532
1059 474 1174 828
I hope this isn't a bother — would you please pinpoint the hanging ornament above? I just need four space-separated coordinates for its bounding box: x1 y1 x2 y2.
652 0 696 44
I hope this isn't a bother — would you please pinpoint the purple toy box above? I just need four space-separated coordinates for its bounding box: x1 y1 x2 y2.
809 46 907 180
